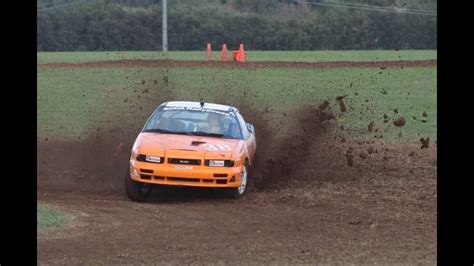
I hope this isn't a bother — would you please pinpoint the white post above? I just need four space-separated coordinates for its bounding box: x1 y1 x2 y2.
162 0 168 52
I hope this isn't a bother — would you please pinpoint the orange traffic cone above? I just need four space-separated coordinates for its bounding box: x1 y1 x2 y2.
232 50 239 61
221 44 228 61
237 43 245 62
206 43 212 61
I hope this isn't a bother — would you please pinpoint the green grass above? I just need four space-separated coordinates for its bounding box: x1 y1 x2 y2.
37 50 437 64
37 203 68 231
38 62 436 142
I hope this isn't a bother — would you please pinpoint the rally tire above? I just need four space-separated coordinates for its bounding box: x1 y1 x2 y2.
125 168 152 202
226 162 249 199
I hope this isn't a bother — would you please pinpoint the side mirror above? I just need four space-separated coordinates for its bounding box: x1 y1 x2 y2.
246 123 255 133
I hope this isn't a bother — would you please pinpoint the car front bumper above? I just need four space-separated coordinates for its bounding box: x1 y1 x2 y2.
129 159 244 188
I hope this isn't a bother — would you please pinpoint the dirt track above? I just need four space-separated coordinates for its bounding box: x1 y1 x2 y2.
38 135 436 264
38 59 437 69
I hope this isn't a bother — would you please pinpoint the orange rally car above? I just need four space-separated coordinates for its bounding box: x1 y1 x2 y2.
125 101 257 201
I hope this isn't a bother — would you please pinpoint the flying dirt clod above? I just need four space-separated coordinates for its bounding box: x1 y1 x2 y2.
367 146 374 154
345 149 355 167
393 116 406 127
420 137 430 149
368 121 375 132
336 95 347 113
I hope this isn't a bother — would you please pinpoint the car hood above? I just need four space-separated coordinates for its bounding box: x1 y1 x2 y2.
135 132 244 160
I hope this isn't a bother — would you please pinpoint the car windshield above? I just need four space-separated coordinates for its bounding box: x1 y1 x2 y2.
142 107 243 139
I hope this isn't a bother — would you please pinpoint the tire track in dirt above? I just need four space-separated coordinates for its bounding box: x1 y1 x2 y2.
38 59 437 70
38 162 437 265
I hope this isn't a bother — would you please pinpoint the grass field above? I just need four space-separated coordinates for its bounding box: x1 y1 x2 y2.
38 57 436 142
37 50 437 64
37 203 68 231
37 50 437 264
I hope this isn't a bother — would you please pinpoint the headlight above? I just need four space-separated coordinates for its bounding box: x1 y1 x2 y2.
130 163 139 177
205 160 234 167
131 145 140 158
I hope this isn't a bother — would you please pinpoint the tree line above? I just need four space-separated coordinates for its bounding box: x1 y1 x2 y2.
37 0 437 51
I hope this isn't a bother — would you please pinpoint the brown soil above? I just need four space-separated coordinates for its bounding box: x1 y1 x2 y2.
38 59 437 70
38 136 437 264
367 146 375 154
359 151 368 159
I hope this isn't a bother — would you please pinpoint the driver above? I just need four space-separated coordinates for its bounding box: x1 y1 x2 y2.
207 112 223 134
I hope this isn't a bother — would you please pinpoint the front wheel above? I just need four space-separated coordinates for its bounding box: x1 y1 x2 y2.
226 163 249 199
125 168 152 202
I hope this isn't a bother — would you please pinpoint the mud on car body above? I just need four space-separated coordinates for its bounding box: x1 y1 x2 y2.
125 101 257 201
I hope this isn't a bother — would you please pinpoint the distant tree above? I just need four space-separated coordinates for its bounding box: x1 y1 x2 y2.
36 0 437 51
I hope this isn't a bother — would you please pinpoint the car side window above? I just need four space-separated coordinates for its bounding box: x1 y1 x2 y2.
236 113 250 139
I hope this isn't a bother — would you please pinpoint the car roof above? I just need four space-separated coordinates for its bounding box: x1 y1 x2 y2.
162 101 239 113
